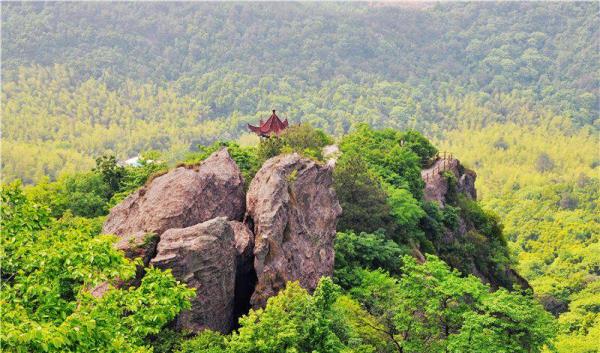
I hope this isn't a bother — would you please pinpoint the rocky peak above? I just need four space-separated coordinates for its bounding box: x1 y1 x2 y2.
246 153 342 308
421 156 477 205
100 148 246 333
421 156 529 290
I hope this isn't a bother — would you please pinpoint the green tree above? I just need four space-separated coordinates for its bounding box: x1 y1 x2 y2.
535 152 555 173
226 278 346 353
94 155 125 198
256 137 286 163
399 130 438 167
383 184 425 240
1 183 195 353
334 153 396 234
339 124 424 199
350 255 556 353
24 172 111 218
334 230 408 289
281 123 333 160
181 278 381 353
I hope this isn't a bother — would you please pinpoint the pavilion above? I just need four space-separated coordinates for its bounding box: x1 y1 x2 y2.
248 110 289 137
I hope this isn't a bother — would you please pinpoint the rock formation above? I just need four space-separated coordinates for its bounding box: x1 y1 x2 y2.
421 156 529 290
100 148 246 333
230 221 255 275
421 157 476 206
101 149 343 331
96 140 531 335
246 153 342 308
151 218 236 333
102 148 245 264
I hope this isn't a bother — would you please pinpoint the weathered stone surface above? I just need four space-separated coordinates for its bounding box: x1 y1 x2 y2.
150 218 236 333
229 221 254 274
421 157 476 205
102 148 245 261
246 153 342 308
89 281 111 298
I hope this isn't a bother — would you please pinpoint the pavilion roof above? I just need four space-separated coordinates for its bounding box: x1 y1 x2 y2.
248 110 289 137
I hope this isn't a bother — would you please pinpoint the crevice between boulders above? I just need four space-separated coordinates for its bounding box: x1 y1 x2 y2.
232 257 257 329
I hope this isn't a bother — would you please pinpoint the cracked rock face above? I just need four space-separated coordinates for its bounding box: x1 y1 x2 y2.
151 218 236 333
100 148 245 333
246 153 342 308
229 220 257 321
230 221 255 275
102 148 245 263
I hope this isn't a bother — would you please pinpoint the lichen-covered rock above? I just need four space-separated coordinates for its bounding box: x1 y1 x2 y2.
421 157 476 205
150 218 236 333
102 148 245 262
246 153 342 308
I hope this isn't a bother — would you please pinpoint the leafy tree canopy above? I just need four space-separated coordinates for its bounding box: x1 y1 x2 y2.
1 182 194 353
349 256 556 353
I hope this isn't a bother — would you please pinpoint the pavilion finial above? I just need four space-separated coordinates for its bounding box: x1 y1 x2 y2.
272 109 276 114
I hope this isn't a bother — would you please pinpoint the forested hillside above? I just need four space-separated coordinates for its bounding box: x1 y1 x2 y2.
2 2 598 182
439 124 599 352
2 2 598 352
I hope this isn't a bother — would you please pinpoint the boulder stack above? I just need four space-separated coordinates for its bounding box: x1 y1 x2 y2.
102 148 245 265
102 150 342 331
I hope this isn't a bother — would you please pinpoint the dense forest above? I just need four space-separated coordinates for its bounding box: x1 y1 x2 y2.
1 2 598 352
2 2 598 183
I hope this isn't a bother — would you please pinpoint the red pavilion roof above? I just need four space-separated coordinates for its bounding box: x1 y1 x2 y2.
248 110 289 137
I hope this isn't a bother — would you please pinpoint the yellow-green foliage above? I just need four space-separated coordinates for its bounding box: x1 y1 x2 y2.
1 66 227 183
1 182 194 352
438 121 599 352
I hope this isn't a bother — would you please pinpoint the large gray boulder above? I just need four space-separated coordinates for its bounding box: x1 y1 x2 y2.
150 218 236 333
102 148 245 264
246 153 342 308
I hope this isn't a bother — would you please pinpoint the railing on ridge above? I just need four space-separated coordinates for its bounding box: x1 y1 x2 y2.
423 151 455 182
